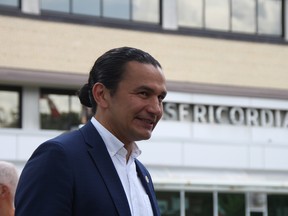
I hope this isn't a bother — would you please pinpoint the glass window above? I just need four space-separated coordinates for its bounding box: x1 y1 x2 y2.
41 0 69 13
103 0 130 20
218 193 245 216
0 86 21 128
178 0 203 28
268 194 288 216
156 191 180 216
251 213 263 216
258 0 282 36
0 0 18 7
232 0 256 33
185 192 213 216
40 88 92 130
132 0 159 23
205 0 230 31
72 0 100 16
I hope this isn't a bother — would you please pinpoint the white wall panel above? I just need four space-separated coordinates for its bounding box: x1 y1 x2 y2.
192 124 252 144
249 146 265 169
265 147 288 170
252 128 288 145
183 143 249 168
151 121 193 141
17 135 48 160
138 141 184 166
0 134 17 159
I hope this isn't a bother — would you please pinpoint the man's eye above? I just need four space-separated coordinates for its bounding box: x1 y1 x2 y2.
139 92 148 97
158 95 165 102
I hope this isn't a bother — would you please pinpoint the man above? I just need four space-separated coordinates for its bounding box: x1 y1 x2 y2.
0 161 18 216
15 47 167 215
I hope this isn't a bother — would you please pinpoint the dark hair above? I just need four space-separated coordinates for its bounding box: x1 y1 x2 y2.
78 46 162 114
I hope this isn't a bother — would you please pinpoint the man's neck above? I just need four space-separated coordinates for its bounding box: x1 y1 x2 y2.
0 205 14 216
0 199 15 216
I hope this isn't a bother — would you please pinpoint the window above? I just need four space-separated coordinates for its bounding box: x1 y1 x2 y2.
156 191 180 216
132 0 160 23
251 213 264 216
231 0 256 33
185 192 213 216
178 0 203 28
41 0 70 13
218 193 245 216
268 194 288 216
258 0 282 36
178 0 283 37
103 0 130 20
0 86 21 128
72 0 100 16
0 0 18 7
205 0 230 31
41 0 160 24
40 88 92 130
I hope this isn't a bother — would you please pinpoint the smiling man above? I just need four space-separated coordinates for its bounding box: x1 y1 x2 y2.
15 47 167 216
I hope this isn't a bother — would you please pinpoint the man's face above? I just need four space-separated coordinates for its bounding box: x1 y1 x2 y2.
103 61 167 145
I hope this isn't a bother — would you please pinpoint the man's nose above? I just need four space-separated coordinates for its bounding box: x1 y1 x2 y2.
147 97 162 116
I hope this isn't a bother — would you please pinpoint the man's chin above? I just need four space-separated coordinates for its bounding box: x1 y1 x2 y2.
136 132 152 141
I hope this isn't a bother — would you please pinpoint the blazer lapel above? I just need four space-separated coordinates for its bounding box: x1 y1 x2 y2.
80 122 131 216
135 160 161 216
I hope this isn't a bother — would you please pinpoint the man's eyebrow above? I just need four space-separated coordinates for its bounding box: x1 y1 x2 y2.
135 86 154 93
135 85 167 97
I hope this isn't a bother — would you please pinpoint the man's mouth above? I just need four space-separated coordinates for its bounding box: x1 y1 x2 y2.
137 117 156 128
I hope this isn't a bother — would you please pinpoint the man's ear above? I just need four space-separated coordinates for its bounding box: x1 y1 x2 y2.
0 184 10 199
92 83 109 108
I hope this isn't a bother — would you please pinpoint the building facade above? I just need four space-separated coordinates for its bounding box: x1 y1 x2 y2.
1 0 288 215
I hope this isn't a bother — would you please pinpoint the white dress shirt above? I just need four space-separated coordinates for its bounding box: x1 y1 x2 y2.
91 118 153 216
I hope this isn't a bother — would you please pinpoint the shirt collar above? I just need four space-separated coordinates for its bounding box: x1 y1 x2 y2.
90 117 141 159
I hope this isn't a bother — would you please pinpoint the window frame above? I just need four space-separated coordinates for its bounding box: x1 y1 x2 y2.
0 85 22 129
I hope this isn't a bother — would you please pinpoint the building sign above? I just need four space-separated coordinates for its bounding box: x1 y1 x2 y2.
163 102 288 128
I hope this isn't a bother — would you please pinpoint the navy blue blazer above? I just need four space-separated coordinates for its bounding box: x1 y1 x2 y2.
15 122 160 216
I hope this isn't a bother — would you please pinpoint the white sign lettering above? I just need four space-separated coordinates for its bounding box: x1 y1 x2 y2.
163 103 288 128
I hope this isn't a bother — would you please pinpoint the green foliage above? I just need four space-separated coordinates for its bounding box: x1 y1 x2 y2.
218 193 245 216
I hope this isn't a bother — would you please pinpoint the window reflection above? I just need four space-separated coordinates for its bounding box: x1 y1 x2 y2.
72 0 100 16
205 0 230 31
178 0 203 28
185 192 213 216
40 88 92 130
132 0 159 23
268 194 288 216
0 87 21 128
258 0 282 35
232 0 256 33
41 0 69 13
156 191 180 216
218 193 245 216
177 0 282 37
103 0 130 20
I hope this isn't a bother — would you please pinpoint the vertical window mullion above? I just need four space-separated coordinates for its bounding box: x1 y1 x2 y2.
282 0 285 37
100 0 103 17
229 0 232 32
130 0 132 20
256 0 259 34
180 190 185 216
203 0 206 29
70 0 72 14
213 191 218 216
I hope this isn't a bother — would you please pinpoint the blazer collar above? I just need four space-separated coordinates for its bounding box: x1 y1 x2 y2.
80 122 160 216
80 122 131 216
136 160 161 216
